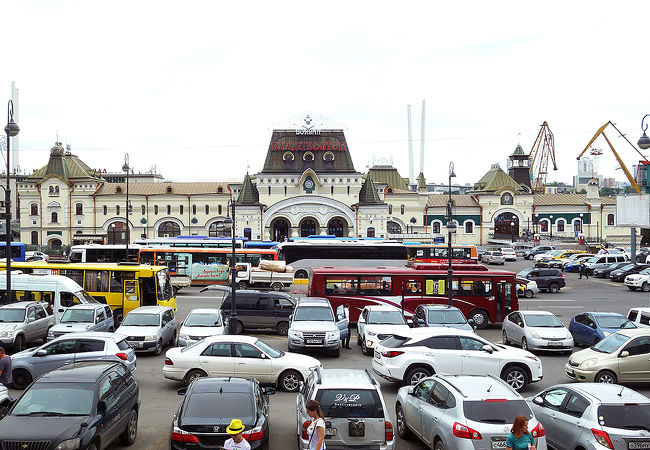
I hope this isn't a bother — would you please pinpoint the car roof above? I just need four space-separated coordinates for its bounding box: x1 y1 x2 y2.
518 310 556 316
187 308 222 314
629 307 650 313
297 297 330 306
418 304 463 311
316 369 378 389
53 331 124 341
364 305 401 312
0 301 42 310
65 303 105 310
204 335 258 344
559 383 650 403
232 289 292 298
399 327 477 338
434 374 519 399
38 361 119 383
614 328 650 338
588 312 625 317
189 377 253 394
127 306 170 314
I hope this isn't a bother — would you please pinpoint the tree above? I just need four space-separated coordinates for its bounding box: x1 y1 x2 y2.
600 187 619 196
624 185 637 194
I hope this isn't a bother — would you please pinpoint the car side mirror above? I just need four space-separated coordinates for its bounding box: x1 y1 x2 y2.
177 387 187 396
179 321 183 327
36 349 47 357
95 317 102 324
289 314 293 321
260 353 268 359
298 381 305 393
482 344 494 354
620 350 630 358
533 396 544 406
262 387 276 395
407 386 415 396
97 400 107 413
467 319 475 328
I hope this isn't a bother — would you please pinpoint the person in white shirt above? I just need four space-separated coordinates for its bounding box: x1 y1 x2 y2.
305 399 326 450
221 419 251 450
342 304 351 349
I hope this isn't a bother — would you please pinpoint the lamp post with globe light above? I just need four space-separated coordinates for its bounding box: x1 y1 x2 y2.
4 100 19 305
446 162 456 307
122 154 131 256
638 115 650 150
218 200 238 334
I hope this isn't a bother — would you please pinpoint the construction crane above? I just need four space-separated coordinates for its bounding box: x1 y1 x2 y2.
529 121 558 194
577 121 649 194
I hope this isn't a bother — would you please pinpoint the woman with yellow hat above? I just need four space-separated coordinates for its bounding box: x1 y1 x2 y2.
221 419 251 450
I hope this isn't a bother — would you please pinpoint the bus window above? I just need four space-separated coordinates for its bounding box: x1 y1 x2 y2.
156 269 173 301
452 248 471 259
85 270 110 292
61 291 81 308
110 271 132 293
142 278 157 306
60 269 84 287
434 248 448 259
452 278 492 296
416 249 424 257
359 276 393 295
325 277 358 295
140 251 155 265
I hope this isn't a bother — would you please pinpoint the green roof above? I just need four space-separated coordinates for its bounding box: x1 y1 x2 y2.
236 173 261 205
512 144 526 156
470 164 527 193
416 172 426 190
28 142 102 182
367 165 409 190
357 175 383 205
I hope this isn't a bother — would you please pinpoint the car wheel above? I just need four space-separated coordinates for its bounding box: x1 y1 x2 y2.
12 369 33 390
501 366 529 391
395 404 411 440
235 320 244 335
13 334 24 352
294 270 308 279
154 340 163 356
119 409 138 445
236 281 248 290
271 282 283 291
595 370 617 384
361 338 372 356
114 309 124 325
521 337 528 351
404 367 432 386
276 322 289 336
524 289 534 298
502 330 510 345
642 282 650 292
469 310 489 329
279 370 302 392
549 283 559 293
185 369 207 385
434 439 445 450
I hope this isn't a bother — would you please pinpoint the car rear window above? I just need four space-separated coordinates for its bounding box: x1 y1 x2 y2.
463 399 532 424
316 389 384 418
184 392 254 419
492 252 503 256
117 339 131 351
381 335 410 348
597 404 650 430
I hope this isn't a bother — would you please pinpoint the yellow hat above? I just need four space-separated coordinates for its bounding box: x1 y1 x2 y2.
226 419 245 435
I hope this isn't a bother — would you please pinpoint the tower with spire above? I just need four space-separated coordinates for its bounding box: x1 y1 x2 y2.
508 143 532 189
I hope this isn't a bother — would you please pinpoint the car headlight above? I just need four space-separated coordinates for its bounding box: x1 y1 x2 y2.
529 330 541 339
0 331 14 338
367 330 377 336
580 358 598 369
178 333 188 340
326 331 339 340
47 330 54 337
309 365 321 372
55 438 81 450
289 330 302 338
145 335 157 341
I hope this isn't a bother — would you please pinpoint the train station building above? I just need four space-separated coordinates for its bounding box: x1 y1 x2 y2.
17 115 626 247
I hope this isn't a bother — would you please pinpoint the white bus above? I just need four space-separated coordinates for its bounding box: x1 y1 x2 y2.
133 236 246 248
69 244 143 263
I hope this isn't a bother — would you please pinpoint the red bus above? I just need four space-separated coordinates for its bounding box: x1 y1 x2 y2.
308 266 518 329
405 244 478 264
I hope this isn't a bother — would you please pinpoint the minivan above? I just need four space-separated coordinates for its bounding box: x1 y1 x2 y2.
220 289 295 335
627 307 650 327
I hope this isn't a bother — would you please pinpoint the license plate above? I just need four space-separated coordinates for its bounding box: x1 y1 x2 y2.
325 428 337 436
129 341 142 348
629 442 650 449
491 438 507 449
306 339 322 344
548 341 562 346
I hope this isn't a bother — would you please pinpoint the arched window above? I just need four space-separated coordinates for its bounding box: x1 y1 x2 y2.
116 205 120 215
540 219 549 233
154 205 159 215
328 219 345 237
141 205 145 215
465 221 474 234
209 221 232 237
166 205 171 215
283 152 294 162
51 212 58 223
303 152 314 161
432 222 441 234
30 203 38 216
48 186 54 195
107 221 127 244
180 205 184 215
300 219 317 237
366 227 376 238
387 221 402 234
103 205 107 215
400 205 405 215
218 205 222 215
573 219 582 232
501 193 514 205
192 205 196 215
557 220 565 232
159 221 181 237
607 214 615 226
388 205 392 214
31 231 38 245
76 203 83 215
205 205 209 215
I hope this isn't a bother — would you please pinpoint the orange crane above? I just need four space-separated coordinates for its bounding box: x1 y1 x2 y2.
529 121 558 194
577 121 649 194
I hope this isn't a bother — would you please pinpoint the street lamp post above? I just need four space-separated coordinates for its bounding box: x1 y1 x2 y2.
4 100 19 305
223 200 238 334
446 162 456 307
510 221 515 243
122 154 130 256
549 215 554 240
638 114 650 150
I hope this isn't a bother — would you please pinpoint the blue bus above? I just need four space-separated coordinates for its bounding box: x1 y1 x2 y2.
0 242 26 262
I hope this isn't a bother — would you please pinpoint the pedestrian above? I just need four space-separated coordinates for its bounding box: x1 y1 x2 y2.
506 415 536 450
0 347 12 389
342 304 351 349
305 399 326 450
579 260 589 279
221 419 251 450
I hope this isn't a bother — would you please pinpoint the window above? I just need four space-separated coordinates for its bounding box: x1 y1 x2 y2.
623 337 650 356
30 203 38 216
430 383 452 408
78 339 105 353
330 186 334 195
564 394 589 417
192 205 196 215
424 336 458 350
180 205 184 215
387 221 401 234
205 205 209 215
159 221 181 237
540 220 549 232
358 276 393 295
76 203 83 215
103 205 107 215
85 270 110 292
51 212 58 223
154 205 158 215
366 227 375 238
31 231 38 245
60 269 84 287
234 344 263 359
218 205 222 215
44 340 76 355
432 222 441 234
573 219 582 232
202 343 232 357
557 220 565 232
542 388 568 410
459 336 487 351
388 205 392 214
641 313 650 326
607 214 615 226
347 186 350 195
500 193 514 205
400 204 405 215
110 271 131 292
166 205 171 215
325 277 358 295
141 205 145 215
116 205 120 215
465 221 473 234
413 379 435 401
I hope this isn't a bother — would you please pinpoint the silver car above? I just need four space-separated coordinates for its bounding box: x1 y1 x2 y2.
396 374 548 450
9 331 136 389
116 306 177 354
481 251 505 265
502 310 574 353
47 303 115 341
0 302 56 351
528 383 650 450
177 308 227 347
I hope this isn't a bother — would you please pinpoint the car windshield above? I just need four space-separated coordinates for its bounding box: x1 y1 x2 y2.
367 310 406 325
595 315 636 329
121 313 160 326
184 392 254 420
184 312 221 327
316 389 384 418
75 290 98 303
518 269 532 278
591 333 630 353
463 400 532 424
255 339 282 358
60 308 94 323
598 405 650 431
0 308 25 323
524 314 564 328
427 309 466 325
294 306 334 322
12 383 94 416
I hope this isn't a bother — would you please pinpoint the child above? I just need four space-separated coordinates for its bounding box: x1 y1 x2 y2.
221 419 251 450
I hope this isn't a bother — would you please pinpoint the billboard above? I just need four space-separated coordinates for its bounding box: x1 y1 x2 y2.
616 194 650 228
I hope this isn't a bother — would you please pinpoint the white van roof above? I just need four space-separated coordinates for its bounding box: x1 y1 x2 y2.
0 273 84 291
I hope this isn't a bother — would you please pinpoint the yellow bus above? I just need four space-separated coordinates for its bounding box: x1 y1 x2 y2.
0 262 176 323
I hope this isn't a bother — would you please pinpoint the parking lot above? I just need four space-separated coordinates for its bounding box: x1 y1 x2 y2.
5 258 650 449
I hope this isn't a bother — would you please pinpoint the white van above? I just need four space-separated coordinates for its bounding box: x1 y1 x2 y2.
627 307 650 327
0 273 98 321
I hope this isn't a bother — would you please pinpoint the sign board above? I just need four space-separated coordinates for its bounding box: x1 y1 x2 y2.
434 236 445 244
616 194 650 228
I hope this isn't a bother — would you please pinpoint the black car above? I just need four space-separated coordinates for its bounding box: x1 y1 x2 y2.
220 289 295 335
609 263 650 282
524 245 555 260
0 361 139 450
517 268 566 293
592 261 630 278
171 377 274 450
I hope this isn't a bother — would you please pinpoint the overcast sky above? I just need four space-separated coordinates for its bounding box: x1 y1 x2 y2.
2 1 649 186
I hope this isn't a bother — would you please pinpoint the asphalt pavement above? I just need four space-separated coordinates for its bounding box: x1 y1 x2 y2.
6 258 650 449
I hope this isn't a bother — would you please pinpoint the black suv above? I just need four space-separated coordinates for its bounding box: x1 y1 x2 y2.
0 360 139 450
171 377 274 449
517 268 566 293
220 290 295 335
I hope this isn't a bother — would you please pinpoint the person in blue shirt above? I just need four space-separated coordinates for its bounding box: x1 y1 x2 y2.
506 415 536 450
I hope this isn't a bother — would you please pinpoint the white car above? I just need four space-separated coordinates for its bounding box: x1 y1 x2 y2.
115 305 177 355
177 308 227 346
372 328 543 391
25 251 49 262
500 247 517 261
534 250 563 262
357 305 411 356
624 268 650 292
502 310 574 353
163 335 321 392
518 280 540 298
